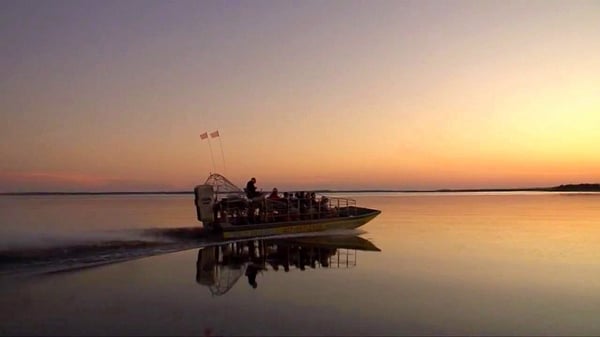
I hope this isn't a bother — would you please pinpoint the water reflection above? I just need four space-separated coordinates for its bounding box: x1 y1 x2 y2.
196 235 381 295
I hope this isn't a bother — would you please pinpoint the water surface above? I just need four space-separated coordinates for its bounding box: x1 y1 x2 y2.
1 192 600 335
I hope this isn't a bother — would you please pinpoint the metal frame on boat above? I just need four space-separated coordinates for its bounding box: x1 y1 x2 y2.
194 173 381 239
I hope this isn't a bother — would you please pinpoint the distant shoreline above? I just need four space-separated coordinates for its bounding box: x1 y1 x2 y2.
1 184 599 196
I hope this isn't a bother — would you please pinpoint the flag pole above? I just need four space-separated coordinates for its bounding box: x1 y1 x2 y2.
200 132 216 173
207 138 216 173
217 133 227 175
209 130 226 175
218 137 226 175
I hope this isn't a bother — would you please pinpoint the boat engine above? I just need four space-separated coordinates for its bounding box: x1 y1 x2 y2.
194 184 215 225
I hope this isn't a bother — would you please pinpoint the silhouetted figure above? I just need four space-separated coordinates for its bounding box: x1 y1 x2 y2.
245 178 265 223
246 263 259 289
245 177 259 199
267 188 281 200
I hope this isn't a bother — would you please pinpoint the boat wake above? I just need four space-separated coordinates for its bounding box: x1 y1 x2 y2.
0 227 213 277
0 226 366 277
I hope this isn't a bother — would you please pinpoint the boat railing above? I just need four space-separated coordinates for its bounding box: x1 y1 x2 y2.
212 192 358 225
262 194 357 223
327 249 357 268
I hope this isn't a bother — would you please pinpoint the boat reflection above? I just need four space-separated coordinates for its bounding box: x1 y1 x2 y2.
196 234 381 296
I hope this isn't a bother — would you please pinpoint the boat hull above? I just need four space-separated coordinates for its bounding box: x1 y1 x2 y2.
218 207 380 240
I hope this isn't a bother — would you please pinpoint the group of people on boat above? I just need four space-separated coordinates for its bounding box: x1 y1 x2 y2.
245 177 331 223
212 177 333 225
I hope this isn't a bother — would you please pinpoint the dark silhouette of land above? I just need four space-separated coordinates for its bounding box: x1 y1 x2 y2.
545 183 600 192
1 184 599 196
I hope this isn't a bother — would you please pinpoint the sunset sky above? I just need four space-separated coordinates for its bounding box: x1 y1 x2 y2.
1 0 599 192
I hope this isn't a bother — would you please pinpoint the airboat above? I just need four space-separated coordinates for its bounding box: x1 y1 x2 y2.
193 173 381 239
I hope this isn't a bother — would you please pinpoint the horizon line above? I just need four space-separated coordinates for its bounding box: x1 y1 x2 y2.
1 183 599 196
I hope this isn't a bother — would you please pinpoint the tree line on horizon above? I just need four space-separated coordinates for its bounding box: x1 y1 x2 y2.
547 183 600 192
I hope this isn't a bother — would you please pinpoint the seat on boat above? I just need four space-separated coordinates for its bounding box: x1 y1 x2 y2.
214 197 248 224
264 199 288 222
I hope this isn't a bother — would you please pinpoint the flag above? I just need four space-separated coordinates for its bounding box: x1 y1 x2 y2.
210 130 220 138
200 132 208 140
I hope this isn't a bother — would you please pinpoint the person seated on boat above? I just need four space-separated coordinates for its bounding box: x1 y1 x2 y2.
279 192 297 221
287 192 297 208
308 192 319 217
319 196 330 216
309 192 317 207
295 191 305 208
266 188 291 221
267 188 282 201
282 192 294 208
245 177 261 199
296 191 311 218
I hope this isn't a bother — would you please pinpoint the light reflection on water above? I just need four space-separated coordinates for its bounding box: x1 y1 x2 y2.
1 193 600 335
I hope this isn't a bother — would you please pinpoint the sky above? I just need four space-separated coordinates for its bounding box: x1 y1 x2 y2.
1 0 599 192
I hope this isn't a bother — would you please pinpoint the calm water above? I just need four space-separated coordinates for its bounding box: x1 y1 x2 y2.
1 192 600 335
